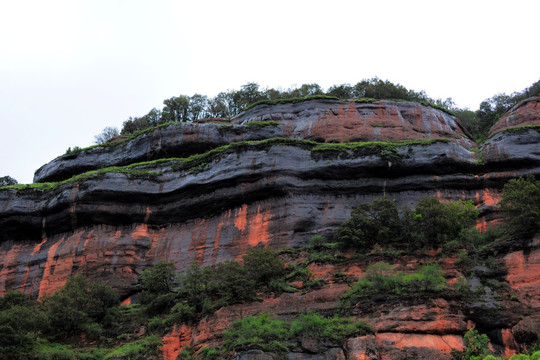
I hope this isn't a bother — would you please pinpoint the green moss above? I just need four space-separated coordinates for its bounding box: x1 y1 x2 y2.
487 124 540 140
104 335 162 359
245 120 282 127
312 138 450 152
370 124 383 127
353 98 377 104
1 167 161 193
3 137 453 193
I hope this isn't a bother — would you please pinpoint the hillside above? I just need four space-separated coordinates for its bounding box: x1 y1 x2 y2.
0 97 539 360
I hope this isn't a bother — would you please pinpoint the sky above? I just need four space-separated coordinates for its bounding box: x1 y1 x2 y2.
1 0 539 184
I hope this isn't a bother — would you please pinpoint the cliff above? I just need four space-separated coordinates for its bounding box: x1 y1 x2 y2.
1 98 540 359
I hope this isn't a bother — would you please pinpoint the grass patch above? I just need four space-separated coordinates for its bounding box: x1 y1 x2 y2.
104 335 162 360
487 124 540 140
312 138 450 153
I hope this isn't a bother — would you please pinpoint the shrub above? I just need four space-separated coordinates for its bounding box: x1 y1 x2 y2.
340 262 449 312
462 329 489 360
500 175 540 238
223 313 289 353
104 335 162 360
333 197 479 252
243 248 285 287
289 312 372 343
333 198 402 250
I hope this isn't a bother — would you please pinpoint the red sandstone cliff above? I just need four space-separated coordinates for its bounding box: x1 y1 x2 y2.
1 98 540 359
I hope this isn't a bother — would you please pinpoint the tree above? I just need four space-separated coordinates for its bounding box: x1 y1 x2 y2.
140 261 176 302
94 126 120 144
121 116 150 135
333 198 402 250
327 83 354 99
40 274 119 338
243 248 284 286
462 329 490 360
162 95 190 122
213 261 256 305
189 94 208 121
412 197 477 249
0 176 17 187
500 175 540 237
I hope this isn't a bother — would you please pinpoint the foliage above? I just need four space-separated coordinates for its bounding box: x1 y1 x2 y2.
413 197 478 249
473 79 540 141
334 196 478 252
139 261 176 305
243 248 285 287
223 313 289 353
0 175 17 186
40 275 119 339
462 329 489 360
289 312 372 343
94 126 120 144
103 335 162 360
340 262 448 311
333 198 403 250
0 298 46 360
223 312 372 354
33 339 76 360
500 175 540 237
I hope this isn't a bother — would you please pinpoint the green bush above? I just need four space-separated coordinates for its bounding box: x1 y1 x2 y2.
243 248 285 287
33 340 76 360
289 312 372 343
223 312 372 354
334 197 479 252
462 329 489 360
104 335 162 360
223 313 289 353
340 262 448 311
500 175 540 237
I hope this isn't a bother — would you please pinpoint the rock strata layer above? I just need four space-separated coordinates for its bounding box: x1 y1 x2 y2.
1 98 540 360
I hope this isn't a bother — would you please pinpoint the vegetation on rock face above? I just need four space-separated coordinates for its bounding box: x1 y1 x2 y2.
339 262 449 311
500 175 540 238
86 78 463 141
333 196 479 251
223 312 373 354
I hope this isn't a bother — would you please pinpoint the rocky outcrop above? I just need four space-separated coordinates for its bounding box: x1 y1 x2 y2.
487 97 540 137
34 100 474 183
1 98 540 360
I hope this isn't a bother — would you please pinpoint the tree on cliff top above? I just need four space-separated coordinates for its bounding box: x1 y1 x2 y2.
0 175 17 187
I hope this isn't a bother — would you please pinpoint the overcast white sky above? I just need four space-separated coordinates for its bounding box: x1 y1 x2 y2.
1 0 539 184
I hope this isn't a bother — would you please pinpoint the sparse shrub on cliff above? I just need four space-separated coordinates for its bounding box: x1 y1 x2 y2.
223 312 373 354
339 262 449 311
103 334 162 360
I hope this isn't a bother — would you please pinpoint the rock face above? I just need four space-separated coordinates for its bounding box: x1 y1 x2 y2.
2 98 540 359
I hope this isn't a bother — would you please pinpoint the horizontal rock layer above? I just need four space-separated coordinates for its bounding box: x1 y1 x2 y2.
34 99 474 183
1 97 540 360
